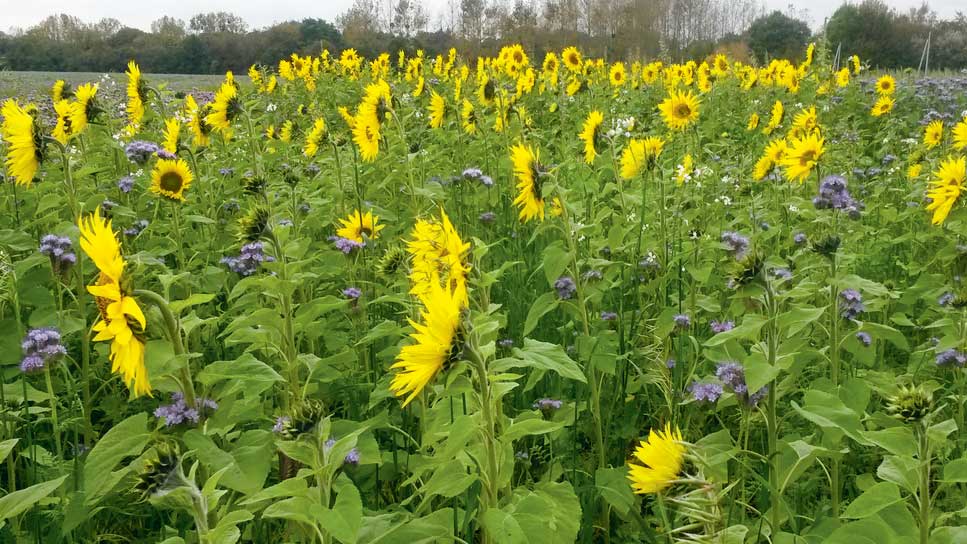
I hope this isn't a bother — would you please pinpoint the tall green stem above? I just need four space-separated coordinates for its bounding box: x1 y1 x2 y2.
918 425 931 544
465 338 499 544
133 289 195 407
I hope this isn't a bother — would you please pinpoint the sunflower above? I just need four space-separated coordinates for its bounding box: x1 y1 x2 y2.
352 113 380 162
763 100 783 135
407 209 471 306
628 423 685 495
579 110 604 164
185 95 210 148
562 46 582 73
359 79 393 124
875 75 896 95
78 209 151 397
871 96 894 117
52 100 75 145
781 133 825 183
747 112 759 131
125 61 147 131
851 55 861 74
69 83 98 134
658 90 700 131
675 154 694 185
51 79 71 102
1 100 43 186
205 81 240 135
836 68 850 87
791 106 818 138
619 137 665 180
461 99 477 135
303 118 326 158
162 118 181 154
955 120 967 151
389 280 464 408
609 62 626 87
926 156 967 225
908 163 923 180
477 78 496 106
336 209 384 243
511 143 546 223
149 159 194 202
429 91 446 129
279 120 295 143
924 121 943 149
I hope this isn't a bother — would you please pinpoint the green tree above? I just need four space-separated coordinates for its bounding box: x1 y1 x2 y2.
746 10 811 62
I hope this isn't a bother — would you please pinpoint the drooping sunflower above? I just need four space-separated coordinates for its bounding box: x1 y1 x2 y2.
69 83 98 134
303 118 326 158
389 280 464 408
429 91 446 129
205 81 241 135
352 113 381 162
510 143 546 223
78 208 151 397
336 209 384 243
579 110 604 164
955 119 967 151
149 158 194 202
161 118 181 154
926 156 966 225
1 99 43 186
747 112 760 131
871 96 894 117
924 121 943 149
628 423 685 495
658 90 700 131
562 46 582 73
753 138 788 181
875 75 896 95
619 137 665 180
51 79 71 102
461 99 477 135
781 133 825 183
125 61 147 131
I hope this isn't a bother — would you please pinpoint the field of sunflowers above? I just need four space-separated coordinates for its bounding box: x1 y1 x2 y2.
2 41 967 543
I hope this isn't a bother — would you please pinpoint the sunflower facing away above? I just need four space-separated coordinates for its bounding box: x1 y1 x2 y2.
781 133 825 183
628 423 685 494
579 110 604 164
79 209 151 397
162 118 182 154
747 112 759 131
150 158 194 202
461 99 477 135
337 209 384 243
658 90 700 131
763 100 783 135
429 91 446 129
1 99 43 186
926 156 966 225
389 280 464 407
753 138 788 181
205 81 241 135
52 100 75 145
185 95 211 148
924 121 943 149
125 61 147 131
69 83 99 134
511 143 546 222
619 137 664 179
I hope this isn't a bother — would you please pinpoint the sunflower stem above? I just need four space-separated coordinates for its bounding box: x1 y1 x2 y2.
918 423 931 544
655 493 675 544
465 333 499 544
134 289 195 407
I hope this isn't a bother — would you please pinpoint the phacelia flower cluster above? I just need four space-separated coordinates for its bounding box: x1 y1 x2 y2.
839 288 865 320
153 392 218 427
20 327 67 373
221 241 274 276
39 234 76 276
720 231 750 260
813 175 863 218
715 361 768 405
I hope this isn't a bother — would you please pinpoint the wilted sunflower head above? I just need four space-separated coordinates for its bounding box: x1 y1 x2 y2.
243 176 268 196
812 236 840 259
286 399 326 438
237 205 272 243
134 442 183 501
729 252 765 287
886 384 933 424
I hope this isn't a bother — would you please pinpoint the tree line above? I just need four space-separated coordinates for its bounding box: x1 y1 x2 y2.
0 1 965 74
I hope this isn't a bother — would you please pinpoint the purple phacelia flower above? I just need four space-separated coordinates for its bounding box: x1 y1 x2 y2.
323 437 361 466
533 398 563 413
124 140 160 164
600 311 618 321
153 392 218 426
221 242 274 276
839 288 865 320
936 348 967 367
710 320 734 333
123 219 149 237
117 175 135 193
39 234 76 276
673 314 691 329
939 292 955 307
479 211 496 223
272 416 291 434
856 332 872 347
342 287 362 299
554 276 576 300
20 328 67 373
720 231 750 260
329 236 365 254
689 381 723 403
793 232 807 245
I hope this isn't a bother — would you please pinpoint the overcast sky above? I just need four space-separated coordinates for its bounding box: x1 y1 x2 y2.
2 0 963 34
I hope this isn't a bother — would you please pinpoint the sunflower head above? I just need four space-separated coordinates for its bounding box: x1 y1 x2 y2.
579 110 604 164
875 75 896 95
628 423 685 495
658 90 700 131
886 384 933 424
378 246 408 276
150 159 194 202
238 204 272 243
134 442 183 501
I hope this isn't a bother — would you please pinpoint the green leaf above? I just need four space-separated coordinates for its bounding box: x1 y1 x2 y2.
523 292 559 337
778 306 826 338
481 509 527 544
240 477 310 506
541 241 571 285
704 315 767 347
943 458 967 483
493 339 586 383
791 390 867 444
843 482 903 519
857 322 909 351
861 427 917 457
417 460 476 500
928 419 958 443
744 352 779 396
168 293 215 315
209 510 253 544
595 467 635 516
197 353 283 396
0 439 18 463
318 480 362 544
83 412 150 500
877 455 918 494
0 475 67 520
502 417 566 442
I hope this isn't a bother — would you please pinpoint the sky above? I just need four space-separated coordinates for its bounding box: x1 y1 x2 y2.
1 0 963 34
